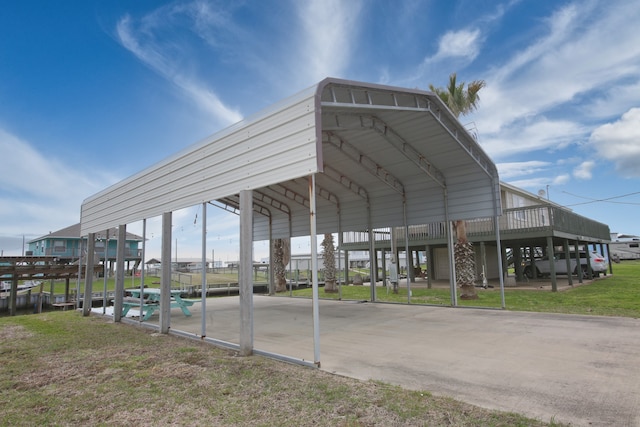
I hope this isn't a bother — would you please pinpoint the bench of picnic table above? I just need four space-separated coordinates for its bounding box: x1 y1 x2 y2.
122 297 159 320
52 302 76 311
121 289 197 321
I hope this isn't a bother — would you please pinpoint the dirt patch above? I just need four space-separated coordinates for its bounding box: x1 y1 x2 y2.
0 324 33 340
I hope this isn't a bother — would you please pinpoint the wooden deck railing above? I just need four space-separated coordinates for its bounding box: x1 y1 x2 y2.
341 205 610 246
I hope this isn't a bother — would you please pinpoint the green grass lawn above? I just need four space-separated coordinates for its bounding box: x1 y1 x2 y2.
40 269 267 295
0 311 565 426
36 261 640 318
288 260 640 318
41 275 163 295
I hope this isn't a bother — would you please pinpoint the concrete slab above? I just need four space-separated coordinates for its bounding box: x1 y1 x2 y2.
147 295 639 427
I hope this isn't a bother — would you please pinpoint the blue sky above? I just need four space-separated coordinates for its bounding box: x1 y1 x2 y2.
1 0 639 261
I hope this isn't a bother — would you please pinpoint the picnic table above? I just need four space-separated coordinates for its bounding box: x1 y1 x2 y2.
122 288 194 321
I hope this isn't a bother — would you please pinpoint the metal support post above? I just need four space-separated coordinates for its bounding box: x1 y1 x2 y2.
160 213 172 333
239 190 254 356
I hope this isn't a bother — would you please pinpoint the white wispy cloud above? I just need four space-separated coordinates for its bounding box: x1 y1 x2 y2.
582 80 640 120
472 3 587 134
115 5 243 126
473 1 640 183
0 128 112 241
507 173 569 192
479 117 586 160
498 160 572 191
573 160 595 180
506 178 553 191
486 3 584 86
497 161 552 179
432 29 482 62
113 0 364 122
475 0 640 139
407 27 483 85
553 174 571 185
589 108 640 178
292 0 363 86
405 0 520 86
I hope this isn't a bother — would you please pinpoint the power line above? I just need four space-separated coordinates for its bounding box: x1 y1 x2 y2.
562 190 640 206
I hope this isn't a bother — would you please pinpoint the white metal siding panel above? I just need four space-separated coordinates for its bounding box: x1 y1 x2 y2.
81 91 320 234
267 216 292 239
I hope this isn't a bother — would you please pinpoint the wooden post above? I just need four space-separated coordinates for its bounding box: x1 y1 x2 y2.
563 240 573 286
343 250 349 286
83 232 96 316
575 240 583 284
9 277 17 316
514 245 523 281
480 241 487 287
547 236 557 292
46 279 53 312
380 248 387 287
64 277 70 303
425 244 433 289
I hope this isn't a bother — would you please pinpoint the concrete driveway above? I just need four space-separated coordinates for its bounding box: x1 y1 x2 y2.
160 295 640 426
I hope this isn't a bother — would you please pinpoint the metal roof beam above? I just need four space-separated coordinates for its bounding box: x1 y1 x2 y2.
424 104 497 180
322 164 369 202
209 200 240 215
364 115 447 189
267 182 340 209
322 85 496 182
322 131 405 195
292 178 339 206
253 191 292 216
210 198 272 218
267 184 310 209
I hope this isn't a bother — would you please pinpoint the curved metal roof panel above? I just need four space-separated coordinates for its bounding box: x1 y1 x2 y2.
81 78 500 239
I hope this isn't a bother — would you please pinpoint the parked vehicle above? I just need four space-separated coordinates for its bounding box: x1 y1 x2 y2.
609 234 640 261
524 251 608 278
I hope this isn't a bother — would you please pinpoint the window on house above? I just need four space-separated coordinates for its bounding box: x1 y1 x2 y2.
54 240 66 252
513 195 526 221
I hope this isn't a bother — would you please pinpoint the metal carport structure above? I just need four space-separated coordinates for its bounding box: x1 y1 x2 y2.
80 78 502 366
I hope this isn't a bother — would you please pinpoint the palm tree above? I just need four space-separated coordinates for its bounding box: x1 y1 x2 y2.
273 238 290 292
429 73 486 118
321 233 338 293
429 73 486 300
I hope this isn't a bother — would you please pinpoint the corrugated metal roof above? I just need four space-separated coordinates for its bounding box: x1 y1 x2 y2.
80 78 501 239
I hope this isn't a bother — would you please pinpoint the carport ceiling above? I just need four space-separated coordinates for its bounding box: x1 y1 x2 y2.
80 78 500 240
